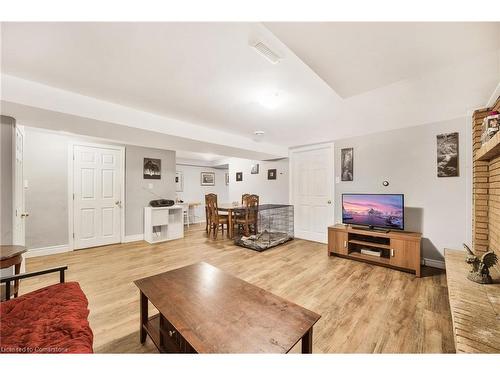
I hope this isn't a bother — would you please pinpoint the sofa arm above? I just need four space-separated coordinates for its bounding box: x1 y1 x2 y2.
0 265 68 301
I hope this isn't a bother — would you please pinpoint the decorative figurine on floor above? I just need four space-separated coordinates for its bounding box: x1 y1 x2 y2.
463 244 498 284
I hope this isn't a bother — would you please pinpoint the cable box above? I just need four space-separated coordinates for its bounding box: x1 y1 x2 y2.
360 248 381 257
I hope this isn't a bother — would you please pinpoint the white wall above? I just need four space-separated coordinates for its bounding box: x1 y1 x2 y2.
227 158 289 204
334 117 470 262
23 127 176 249
175 164 229 222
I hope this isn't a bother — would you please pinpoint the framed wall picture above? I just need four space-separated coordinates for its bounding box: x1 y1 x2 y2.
200 172 215 186
251 163 259 174
225 172 229 185
144 158 161 179
175 171 184 192
267 169 277 180
341 148 353 181
437 132 459 177
236 172 243 182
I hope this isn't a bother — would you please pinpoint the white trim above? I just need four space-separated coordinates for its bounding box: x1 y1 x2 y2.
486 81 500 108
465 112 473 248
422 257 446 270
123 234 144 243
68 141 126 251
25 244 70 258
12 123 25 246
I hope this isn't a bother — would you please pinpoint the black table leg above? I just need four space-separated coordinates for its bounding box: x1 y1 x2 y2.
140 291 148 343
302 327 313 354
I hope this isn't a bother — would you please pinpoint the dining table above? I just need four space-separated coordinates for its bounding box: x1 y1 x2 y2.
217 203 246 239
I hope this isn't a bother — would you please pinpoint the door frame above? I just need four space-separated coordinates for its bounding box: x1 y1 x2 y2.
289 142 335 243
68 141 126 251
11 123 25 271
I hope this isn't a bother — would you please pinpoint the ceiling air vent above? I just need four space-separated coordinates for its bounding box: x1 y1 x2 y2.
252 42 281 64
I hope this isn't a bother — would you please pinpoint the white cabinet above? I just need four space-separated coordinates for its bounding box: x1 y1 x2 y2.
144 206 184 244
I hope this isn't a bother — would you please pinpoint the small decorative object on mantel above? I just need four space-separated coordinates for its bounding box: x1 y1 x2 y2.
200 172 215 186
341 148 353 181
481 111 500 145
437 132 459 177
463 243 498 284
267 169 277 180
236 172 243 182
251 164 259 174
144 158 161 179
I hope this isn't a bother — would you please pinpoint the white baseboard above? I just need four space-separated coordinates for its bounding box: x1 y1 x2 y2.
123 234 144 243
25 244 71 258
422 258 446 270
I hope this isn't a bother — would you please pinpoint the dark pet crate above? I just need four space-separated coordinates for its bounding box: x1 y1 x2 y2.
234 204 294 251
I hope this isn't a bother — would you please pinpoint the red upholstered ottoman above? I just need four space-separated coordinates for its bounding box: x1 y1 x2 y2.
1 281 93 353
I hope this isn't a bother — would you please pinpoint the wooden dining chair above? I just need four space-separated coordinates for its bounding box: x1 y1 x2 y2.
234 194 259 236
206 195 229 239
205 193 217 234
241 193 250 204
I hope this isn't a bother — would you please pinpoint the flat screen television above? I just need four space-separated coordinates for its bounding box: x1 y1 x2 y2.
342 194 404 230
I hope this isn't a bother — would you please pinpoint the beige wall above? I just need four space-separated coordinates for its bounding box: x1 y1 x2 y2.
125 145 176 236
23 127 176 249
175 164 229 222
228 158 289 204
334 117 470 262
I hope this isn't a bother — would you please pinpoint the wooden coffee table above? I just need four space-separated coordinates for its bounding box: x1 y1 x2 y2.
134 262 321 353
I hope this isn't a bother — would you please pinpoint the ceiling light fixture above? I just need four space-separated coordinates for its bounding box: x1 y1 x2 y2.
254 130 265 136
257 91 282 110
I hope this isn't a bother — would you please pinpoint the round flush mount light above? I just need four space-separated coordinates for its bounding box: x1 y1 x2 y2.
254 130 265 136
257 91 282 109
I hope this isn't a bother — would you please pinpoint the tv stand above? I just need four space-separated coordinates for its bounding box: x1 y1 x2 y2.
328 224 421 277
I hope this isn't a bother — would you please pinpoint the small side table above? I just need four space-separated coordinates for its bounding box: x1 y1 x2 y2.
1 245 27 300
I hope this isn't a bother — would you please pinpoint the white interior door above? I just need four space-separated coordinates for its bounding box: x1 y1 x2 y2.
73 145 123 249
291 144 334 243
13 125 25 246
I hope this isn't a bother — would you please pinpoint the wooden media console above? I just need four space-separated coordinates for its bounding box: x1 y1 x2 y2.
328 224 422 277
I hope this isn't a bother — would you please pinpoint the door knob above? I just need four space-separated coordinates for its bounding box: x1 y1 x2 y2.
115 200 122 207
327 200 332 204
21 213 29 218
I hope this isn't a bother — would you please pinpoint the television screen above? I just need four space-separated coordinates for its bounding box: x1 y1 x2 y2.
342 194 404 230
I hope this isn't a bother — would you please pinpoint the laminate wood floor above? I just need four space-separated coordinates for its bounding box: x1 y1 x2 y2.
22 227 455 353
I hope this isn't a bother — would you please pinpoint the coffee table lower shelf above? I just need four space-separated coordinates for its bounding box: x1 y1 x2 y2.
143 315 164 353
143 314 196 353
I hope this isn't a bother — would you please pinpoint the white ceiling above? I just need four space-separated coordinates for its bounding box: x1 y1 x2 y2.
265 22 500 98
1 22 499 155
1 22 341 148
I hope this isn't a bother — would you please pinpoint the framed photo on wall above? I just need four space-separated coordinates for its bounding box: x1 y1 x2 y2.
175 171 184 192
251 164 259 174
437 132 459 177
144 158 161 179
225 172 229 185
267 169 277 180
201 172 215 186
236 172 243 182
341 148 353 181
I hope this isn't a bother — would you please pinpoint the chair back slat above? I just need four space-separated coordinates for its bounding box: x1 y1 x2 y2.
205 194 219 222
244 194 259 222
